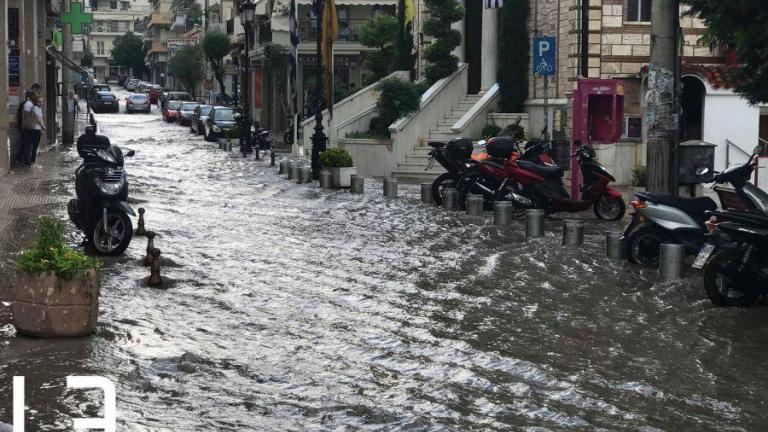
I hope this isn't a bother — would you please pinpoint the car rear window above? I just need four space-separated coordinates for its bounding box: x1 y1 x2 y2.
214 109 234 121
129 94 148 101
168 101 182 109
182 102 199 110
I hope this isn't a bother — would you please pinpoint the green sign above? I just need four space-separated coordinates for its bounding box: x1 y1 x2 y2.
53 30 63 48
60 2 93 35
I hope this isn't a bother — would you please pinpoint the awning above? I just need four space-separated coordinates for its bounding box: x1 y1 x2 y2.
46 45 92 77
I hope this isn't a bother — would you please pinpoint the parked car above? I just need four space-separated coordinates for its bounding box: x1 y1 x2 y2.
125 93 151 113
145 85 163 105
177 102 200 126
87 84 111 104
91 91 119 113
125 78 140 91
136 82 150 93
162 100 183 122
204 106 236 142
160 91 191 109
191 104 213 135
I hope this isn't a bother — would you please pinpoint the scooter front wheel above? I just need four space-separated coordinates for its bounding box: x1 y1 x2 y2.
594 195 626 221
89 209 133 256
432 172 457 206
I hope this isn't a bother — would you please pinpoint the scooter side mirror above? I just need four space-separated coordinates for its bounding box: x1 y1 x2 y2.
126 150 136 157
695 167 710 176
476 140 487 147
753 144 763 156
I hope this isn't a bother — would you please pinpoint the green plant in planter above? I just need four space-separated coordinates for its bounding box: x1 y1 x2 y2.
480 123 502 140
321 148 354 168
16 217 101 280
632 166 647 187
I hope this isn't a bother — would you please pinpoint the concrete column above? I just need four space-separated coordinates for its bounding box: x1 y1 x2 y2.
61 0 74 143
480 7 498 91
21 0 38 90
0 0 9 174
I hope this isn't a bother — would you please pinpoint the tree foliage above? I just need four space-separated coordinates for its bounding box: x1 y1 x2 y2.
169 45 205 94
374 77 421 136
360 15 399 83
422 0 463 81
110 31 144 77
683 0 768 103
498 0 529 112
395 0 415 74
203 32 231 97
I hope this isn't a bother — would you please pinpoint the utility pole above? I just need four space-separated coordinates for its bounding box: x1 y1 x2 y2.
647 0 680 194
61 0 75 144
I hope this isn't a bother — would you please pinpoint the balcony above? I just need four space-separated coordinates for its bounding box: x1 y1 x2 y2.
147 12 171 28
258 20 272 45
148 40 169 53
298 19 366 43
171 14 186 31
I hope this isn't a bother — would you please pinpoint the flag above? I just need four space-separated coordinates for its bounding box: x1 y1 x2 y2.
289 0 298 115
321 0 338 118
404 0 415 28
485 0 503 7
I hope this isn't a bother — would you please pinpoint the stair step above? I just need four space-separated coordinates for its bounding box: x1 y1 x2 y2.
405 154 431 163
396 162 445 172
437 122 456 128
392 170 444 182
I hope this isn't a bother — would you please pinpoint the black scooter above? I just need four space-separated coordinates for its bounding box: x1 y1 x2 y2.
694 144 768 306
68 126 136 256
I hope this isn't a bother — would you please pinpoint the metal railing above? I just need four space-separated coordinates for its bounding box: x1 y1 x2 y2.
297 19 368 42
725 138 750 168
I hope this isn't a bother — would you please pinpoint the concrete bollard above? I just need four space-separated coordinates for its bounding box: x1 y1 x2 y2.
279 160 289 175
144 231 156 267
288 163 299 180
383 178 398 197
466 194 484 216
525 209 545 239
350 175 364 194
147 248 164 288
660 243 686 282
270 150 276 166
562 220 584 246
223 141 232 152
494 201 512 226
319 170 332 189
421 183 435 205
135 207 147 236
298 166 312 184
441 188 458 211
605 231 624 260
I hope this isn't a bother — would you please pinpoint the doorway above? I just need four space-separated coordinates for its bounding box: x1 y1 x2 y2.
464 0 482 94
681 76 706 141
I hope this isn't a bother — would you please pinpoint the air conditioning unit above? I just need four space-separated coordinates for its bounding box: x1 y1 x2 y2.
96 25 105 32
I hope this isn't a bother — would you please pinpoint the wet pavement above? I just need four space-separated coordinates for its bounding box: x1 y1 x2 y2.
2 89 768 431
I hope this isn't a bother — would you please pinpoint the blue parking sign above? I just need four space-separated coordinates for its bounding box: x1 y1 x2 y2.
533 36 557 76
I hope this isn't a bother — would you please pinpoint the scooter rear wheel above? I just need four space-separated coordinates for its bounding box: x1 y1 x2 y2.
88 209 133 256
704 248 759 307
594 195 626 221
432 173 457 206
626 225 669 266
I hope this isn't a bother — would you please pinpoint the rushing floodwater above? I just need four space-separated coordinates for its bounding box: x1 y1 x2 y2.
2 91 768 431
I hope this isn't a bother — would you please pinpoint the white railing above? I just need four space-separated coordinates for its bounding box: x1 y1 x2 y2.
389 63 468 165
451 83 499 138
301 70 409 151
725 138 750 168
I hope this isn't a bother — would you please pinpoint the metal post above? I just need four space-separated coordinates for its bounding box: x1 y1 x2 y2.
383 178 398 197
605 231 624 260
441 188 458 211
420 183 435 205
350 174 364 194
562 220 584 246
525 209 545 239
494 201 512 225
288 162 299 180
279 159 289 174
61 0 74 144
659 243 686 281
299 166 312 183
319 170 332 189
466 194 484 216
310 0 326 180
270 150 276 166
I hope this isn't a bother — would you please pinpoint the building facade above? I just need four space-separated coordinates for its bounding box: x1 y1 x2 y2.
88 0 151 80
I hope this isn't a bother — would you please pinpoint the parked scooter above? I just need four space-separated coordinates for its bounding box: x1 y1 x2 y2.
427 138 476 205
251 120 272 151
68 126 136 256
694 144 768 306
623 170 718 265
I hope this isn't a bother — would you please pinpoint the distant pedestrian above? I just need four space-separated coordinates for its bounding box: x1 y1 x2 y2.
27 95 46 166
14 91 34 166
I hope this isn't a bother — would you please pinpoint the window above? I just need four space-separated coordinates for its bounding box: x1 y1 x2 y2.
110 21 119 32
110 0 117 9
626 0 651 22
623 116 642 139
96 41 105 55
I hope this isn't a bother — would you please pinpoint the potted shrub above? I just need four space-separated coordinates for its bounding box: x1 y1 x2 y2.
13 218 101 337
321 148 356 187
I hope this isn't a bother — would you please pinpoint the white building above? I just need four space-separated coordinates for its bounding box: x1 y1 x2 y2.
89 0 152 80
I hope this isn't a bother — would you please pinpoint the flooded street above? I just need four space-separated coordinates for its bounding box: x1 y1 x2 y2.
3 90 768 431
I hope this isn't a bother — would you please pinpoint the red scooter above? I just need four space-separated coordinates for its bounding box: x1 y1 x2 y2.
458 140 625 220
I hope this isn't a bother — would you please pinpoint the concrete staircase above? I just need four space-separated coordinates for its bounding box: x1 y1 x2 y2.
392 93 482 182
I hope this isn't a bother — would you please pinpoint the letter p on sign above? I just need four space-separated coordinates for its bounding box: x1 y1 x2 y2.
66 376 117 432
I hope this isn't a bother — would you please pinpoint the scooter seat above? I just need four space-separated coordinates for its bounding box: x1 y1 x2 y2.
428 141 446 149
517 160 564 179
636 192 717 221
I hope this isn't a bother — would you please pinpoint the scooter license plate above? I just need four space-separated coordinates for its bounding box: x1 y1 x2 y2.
692 243 715 269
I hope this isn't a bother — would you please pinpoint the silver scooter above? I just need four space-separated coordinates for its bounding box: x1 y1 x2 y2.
622 169 718 265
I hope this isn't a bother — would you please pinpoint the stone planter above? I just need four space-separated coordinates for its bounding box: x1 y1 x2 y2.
12 269 100 338
331 167 357 188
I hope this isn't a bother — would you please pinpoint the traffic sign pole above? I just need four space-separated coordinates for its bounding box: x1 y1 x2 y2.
533 36 556 141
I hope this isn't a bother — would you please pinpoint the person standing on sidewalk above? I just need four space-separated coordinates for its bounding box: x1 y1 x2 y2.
28 95 46 166
14 91 34 166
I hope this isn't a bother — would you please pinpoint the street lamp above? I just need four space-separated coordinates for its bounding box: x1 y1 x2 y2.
240 0 259 159
310 0 326 179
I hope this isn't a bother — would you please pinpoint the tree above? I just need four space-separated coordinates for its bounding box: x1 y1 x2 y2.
360 14 399 83
682 0 768 103
395 0 416 74
203 32 231 98
497 0 529 112
422 0 463 81
168 45 205 94
374 77 421 136
110 32 144 78
187 3 202 28
81 51 94 68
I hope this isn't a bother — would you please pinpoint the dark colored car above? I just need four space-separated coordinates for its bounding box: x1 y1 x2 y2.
162 100 183 122
178 102 200 126
88 84 111 105
91 91 119 113
125 93 151 113
204 106 236 142
190 104 213 134
160 91 191 109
